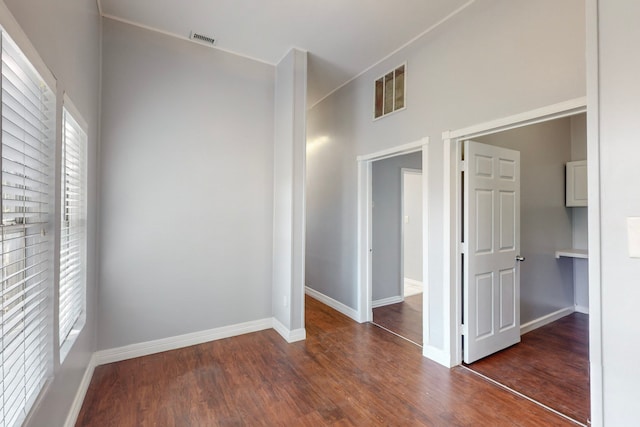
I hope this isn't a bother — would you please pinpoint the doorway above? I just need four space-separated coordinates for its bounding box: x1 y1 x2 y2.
370 155 423 345
450 109 590 425
355 137 429 350
462 113 589 423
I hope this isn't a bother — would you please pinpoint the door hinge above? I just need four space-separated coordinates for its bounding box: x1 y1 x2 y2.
461 324 467 336
460 160 466 172
459 242 468 254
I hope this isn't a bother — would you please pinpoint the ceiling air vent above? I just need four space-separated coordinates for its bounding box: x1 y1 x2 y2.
189 31 216 46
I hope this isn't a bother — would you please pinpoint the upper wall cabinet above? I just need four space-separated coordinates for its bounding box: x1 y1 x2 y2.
566 160 588 207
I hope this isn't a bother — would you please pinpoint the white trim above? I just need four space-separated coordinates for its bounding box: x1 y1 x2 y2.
63 94 89 132
63 354 98 427
447 97 587 139
0 1 57 90
101 14 274 66
372 296 404 308
357 137 430 342
421 147 430 346
305 286 361 322
309 0 476 109
585 0 603 425
520 307 574 335
356 159 373 323
94 318 273 365
272 318 306 343
575 305 590 315
357 138 424 162
423 344 454 368
442 97 589 368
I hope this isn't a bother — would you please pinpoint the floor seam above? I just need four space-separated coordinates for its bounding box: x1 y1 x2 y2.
370 321 423 349
460 365 586 427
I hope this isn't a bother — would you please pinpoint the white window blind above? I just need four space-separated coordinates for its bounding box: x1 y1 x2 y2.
1 30 55 427
59 105 86 357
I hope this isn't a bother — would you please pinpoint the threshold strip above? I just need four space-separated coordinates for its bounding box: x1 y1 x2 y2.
370 322 422 349
460 365 586 427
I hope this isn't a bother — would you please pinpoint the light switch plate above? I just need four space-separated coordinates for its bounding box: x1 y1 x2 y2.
628 217 640 258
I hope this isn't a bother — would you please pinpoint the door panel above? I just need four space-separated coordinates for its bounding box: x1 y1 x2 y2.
464 140 521 363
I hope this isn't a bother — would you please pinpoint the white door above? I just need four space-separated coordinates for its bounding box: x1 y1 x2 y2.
463 140 521 363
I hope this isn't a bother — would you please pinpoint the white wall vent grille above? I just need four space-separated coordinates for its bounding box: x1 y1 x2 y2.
189 32 216 46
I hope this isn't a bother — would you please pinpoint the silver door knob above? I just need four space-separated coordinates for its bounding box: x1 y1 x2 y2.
516 255 525 262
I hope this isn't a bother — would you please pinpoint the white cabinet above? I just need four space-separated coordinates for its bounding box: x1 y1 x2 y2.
566 160 588 207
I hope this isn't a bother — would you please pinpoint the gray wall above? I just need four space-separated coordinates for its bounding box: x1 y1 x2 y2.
3 0 102 426
98 19 275 349
372 152 422 301
570 113 589 311
597 1 640 423
476 119 574 323
306 0 585 349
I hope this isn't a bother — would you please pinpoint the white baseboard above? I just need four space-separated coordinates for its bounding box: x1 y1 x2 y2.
520 306 574 335
372 295 403 308
94 317 273 366
272 318 306 343
423 344 455 368
64 353 98 427
575 304 589 314
305 286 361 322
403 278 423 288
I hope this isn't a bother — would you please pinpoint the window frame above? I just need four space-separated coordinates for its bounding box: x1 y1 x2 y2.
58 96 88 362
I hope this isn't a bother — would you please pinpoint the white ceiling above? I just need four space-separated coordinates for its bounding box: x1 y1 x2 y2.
99 0 473 106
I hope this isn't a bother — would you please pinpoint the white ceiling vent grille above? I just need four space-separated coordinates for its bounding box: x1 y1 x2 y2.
189 31 216 46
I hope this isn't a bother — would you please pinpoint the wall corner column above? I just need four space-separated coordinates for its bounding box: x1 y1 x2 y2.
272 48 307 341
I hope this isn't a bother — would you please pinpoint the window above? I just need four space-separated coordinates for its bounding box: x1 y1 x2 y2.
1 28 55 427
374 63 406 119
59 102 86 360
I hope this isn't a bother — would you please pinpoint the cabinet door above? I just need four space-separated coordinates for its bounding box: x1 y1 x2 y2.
566 160 588 207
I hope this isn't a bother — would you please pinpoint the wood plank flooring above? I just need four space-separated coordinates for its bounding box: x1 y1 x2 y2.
465 312 590 425
372 293 422 345
77 297 577 426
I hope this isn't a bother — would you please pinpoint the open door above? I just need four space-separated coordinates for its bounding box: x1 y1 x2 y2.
463 140 521 363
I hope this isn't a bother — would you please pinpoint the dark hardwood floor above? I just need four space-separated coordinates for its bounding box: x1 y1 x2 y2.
77 297 577 426
465 313 589 425
372 293 422 345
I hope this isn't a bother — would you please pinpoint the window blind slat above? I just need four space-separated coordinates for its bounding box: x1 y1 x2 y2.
1 28 54 427
58 106 86 357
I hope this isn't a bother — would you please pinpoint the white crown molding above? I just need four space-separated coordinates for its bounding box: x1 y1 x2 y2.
308 0 477 109
100 14 275 66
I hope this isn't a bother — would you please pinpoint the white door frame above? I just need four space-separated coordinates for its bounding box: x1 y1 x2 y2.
441 96 603 421
401 168 423 299
356 138 429 343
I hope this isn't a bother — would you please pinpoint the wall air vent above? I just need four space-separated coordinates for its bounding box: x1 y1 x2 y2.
189 31 216 46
